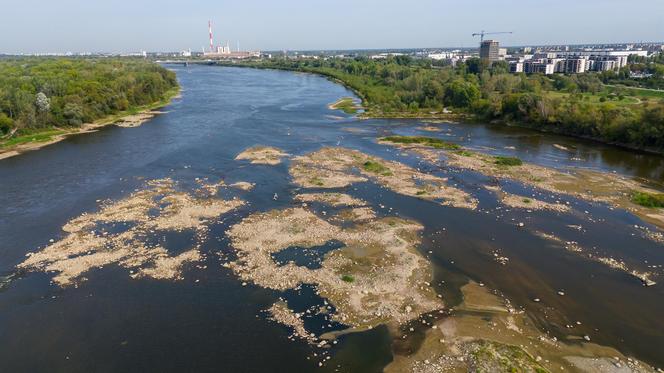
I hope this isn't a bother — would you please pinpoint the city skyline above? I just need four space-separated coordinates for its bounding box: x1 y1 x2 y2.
1 0 663 54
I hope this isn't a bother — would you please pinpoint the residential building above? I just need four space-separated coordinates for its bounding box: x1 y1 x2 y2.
509 62 524 73
524 60 555 75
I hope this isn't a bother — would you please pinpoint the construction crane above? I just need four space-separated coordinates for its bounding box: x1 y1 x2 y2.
472 30 513 43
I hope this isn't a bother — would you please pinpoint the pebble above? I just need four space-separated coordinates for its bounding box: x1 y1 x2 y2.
583 335 591 341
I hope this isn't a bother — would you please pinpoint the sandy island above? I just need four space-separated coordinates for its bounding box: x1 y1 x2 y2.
18 178 244 286
235 146 289 165
289 147 478 209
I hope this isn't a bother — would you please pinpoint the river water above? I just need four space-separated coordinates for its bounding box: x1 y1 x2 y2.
0 65 663 372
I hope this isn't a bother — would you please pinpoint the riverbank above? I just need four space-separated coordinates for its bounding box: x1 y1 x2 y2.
216 60 664 155
0 87 180 161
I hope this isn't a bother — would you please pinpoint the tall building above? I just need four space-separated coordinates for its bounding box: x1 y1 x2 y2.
480 40 500 62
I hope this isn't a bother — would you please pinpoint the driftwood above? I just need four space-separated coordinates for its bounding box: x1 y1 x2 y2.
1 128 18 140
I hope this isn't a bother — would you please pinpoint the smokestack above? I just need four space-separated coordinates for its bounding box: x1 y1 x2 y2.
208 20 214 52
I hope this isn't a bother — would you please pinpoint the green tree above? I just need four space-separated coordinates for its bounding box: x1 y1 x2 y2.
0 113 13 135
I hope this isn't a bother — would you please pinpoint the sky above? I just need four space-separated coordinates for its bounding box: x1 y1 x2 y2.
1 0 663 54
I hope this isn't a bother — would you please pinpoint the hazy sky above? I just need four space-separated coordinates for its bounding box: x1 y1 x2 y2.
1 0 662 53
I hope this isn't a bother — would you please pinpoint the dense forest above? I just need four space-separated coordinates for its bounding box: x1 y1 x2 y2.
0 58 178 137
232 56 664 151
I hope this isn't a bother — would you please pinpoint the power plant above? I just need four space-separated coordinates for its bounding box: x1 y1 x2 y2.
203 20 260 59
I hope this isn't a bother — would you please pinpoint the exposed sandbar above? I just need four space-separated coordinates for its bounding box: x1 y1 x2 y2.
19 178 243 286
290 147 477 209
235 146 289 165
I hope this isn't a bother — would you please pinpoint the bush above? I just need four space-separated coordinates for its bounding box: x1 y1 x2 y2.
0 113 13 135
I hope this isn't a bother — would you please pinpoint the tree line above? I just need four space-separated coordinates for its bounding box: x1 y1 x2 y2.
0 58 178 136
238 56 664 151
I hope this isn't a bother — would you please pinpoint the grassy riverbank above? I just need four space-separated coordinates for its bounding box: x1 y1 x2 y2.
0 86 179 157
218 58 664 154
0 58 179 157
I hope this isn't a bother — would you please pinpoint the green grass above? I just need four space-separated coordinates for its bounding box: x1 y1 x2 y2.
416 190 427 195
380 136 461 150
608 85 664 100
363 160 393 176
1 129 67 148
632 191 664 208
341 275 355 283
545 91 640 106
454 150 475 157
494 156 523 166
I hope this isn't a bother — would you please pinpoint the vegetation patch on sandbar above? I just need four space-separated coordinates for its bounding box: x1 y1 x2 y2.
380 136 461 150
362 160 393 176
632 191 664 208
494 156 524 167
328 97 361 114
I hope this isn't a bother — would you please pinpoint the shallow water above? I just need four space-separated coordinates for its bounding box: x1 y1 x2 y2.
0 65 663 371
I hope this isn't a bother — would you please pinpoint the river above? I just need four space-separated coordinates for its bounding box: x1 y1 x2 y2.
0 65 662 372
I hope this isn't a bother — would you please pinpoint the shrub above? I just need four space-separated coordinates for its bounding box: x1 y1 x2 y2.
0 113 13 135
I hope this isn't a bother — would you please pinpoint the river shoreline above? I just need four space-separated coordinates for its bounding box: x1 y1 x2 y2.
215 62 664 156
0 88 180 161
